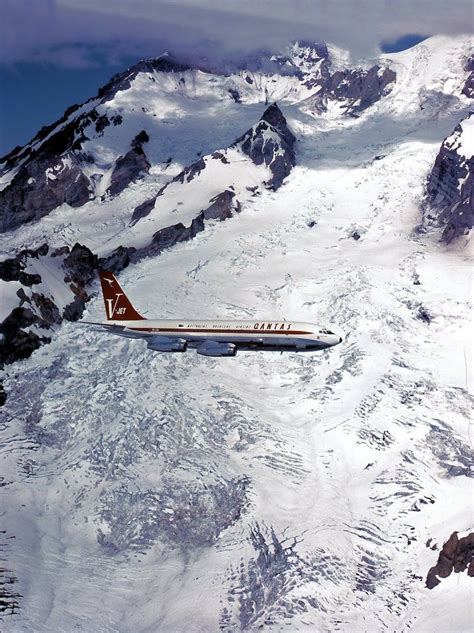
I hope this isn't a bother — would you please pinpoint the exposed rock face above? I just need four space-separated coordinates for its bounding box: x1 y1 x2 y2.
1 104 90 172
426 531 474 588
202 190 241 221
462 55 474 98
130 198 156 226
0 153 91 233
277 43 396 116
172 157 206 184
98 245 133 274
0 308 48 366
0 243 98 366
107 131 150 197
324 66 396 115
63 243 98 288
62 296 86 322
129 189 241 263
423 114 473 242
233 103 296 189
303 62 396 115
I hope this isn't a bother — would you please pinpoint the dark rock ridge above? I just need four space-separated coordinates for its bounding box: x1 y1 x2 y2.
0 531 21 618
0 152 91 233
107 131 150 197
305 63 396 116
0 122 152 234
423 114 473 243
130 190 242 263
462 55 474 98
426 531 474 588
325 66 396 115
232 102 296 189
0 243 100 367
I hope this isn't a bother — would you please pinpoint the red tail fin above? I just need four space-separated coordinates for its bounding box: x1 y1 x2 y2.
99 271 145 321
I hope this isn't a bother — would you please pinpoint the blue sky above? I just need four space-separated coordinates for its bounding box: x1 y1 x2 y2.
0 60 138 155
0 1 471 155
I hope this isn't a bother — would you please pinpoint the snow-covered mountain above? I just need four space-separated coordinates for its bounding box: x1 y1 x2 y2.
0 35 473 631
0 41 396 235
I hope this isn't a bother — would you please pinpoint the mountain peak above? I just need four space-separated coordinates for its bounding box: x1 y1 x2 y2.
233 103 296 190
97 55 192 102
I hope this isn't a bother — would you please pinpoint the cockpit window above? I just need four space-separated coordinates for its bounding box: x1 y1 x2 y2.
320 329 334 335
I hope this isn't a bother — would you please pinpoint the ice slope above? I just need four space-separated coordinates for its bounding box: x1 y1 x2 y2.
108 147 269 251
380 36 472 115
1 35 473 631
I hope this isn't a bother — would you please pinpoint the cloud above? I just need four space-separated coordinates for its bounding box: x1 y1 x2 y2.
1 0 472 68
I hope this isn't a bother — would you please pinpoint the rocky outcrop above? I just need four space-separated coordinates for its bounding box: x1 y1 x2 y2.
0 243 99 367
270 42 395 116
426 531 474 588
107 131 150 197
130 198 156 226
0 152 91 233
423 114 473 243
233 103 296 189
172 157 206 184
462 55 473 98
201 190 241 221
98 245 133 274
329 66 396 114
128 190 241 263
307 64 396 116
0 308 48 366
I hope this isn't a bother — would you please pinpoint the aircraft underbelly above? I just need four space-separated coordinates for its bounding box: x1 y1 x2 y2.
114 327 330 351
176 333 326 350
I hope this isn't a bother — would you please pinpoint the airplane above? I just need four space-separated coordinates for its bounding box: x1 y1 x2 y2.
82 271 343 357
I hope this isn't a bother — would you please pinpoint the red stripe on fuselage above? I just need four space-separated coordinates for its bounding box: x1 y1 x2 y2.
127 327 313 335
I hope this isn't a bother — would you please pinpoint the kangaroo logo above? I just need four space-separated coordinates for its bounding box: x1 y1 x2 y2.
105 293 124 319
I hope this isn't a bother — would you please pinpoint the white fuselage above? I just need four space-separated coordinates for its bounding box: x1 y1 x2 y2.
104 319 342 352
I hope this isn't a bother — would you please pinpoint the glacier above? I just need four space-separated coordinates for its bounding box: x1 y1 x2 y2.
0 35 473 632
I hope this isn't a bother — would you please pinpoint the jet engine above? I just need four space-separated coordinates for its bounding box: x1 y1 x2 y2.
147 337 187 352
196 342 237 357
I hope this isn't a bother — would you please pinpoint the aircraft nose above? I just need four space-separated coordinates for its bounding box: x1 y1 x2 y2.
339 336 343 343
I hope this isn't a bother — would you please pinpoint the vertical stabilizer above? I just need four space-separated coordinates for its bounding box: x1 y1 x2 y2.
99 271 145 321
